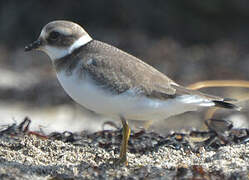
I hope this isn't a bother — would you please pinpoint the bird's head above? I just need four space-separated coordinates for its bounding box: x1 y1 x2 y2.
25 20 92 60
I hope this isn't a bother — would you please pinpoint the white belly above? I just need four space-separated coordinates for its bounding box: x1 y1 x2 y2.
56 69 202 121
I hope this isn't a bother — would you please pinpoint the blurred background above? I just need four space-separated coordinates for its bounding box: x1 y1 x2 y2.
0 0 248 133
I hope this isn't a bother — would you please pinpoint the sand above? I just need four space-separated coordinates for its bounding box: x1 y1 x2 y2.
0 119 249 179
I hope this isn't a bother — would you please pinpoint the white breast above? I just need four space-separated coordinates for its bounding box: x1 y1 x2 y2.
56 67 209 121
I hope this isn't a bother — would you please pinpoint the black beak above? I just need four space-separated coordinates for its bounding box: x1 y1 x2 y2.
25 39 42 52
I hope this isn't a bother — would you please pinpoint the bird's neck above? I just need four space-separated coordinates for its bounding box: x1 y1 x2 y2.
53 45 84 75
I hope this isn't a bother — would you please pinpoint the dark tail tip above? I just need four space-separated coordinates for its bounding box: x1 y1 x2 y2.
213 100 241 111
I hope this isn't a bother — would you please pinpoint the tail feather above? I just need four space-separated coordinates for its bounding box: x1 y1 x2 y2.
170 84 241 111
213 100 241 111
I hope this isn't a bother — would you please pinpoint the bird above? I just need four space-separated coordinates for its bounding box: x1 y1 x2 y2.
25 20 240 165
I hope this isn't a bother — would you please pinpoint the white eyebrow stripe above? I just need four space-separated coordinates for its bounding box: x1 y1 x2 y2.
40 29 46 39
55 29 71 36
69 34 92 53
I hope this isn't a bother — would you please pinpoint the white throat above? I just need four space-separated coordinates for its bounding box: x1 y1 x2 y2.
42 34 92 61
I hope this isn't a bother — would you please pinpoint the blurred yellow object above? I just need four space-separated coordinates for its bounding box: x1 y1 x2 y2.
187 80 249 90
188 80 249 129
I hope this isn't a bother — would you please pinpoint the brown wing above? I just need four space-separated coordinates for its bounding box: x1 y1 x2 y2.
78 40 176 96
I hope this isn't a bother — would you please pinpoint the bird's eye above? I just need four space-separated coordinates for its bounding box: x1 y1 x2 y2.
49 31 60 40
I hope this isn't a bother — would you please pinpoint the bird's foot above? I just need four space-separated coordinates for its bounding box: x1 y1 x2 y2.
108 156 128 167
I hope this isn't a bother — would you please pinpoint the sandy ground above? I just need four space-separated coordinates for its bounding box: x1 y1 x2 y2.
0 119 249 180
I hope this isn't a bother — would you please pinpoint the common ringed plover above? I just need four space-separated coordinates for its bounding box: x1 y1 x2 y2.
25 20 240 165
